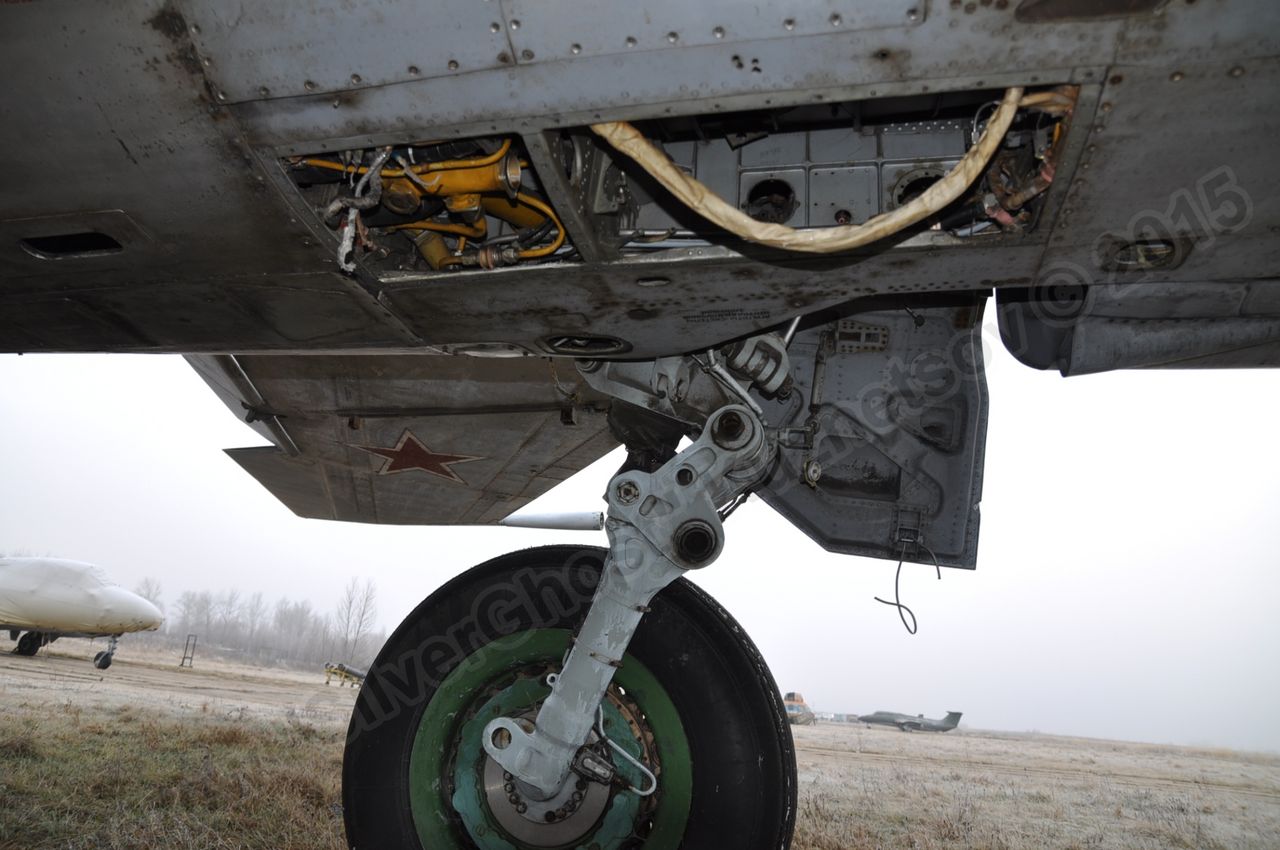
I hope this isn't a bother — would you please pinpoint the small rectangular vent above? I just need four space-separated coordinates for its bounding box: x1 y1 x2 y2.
835 321 890 353
20 231 123 259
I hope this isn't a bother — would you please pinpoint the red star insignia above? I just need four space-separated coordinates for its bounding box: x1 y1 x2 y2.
358 430 483 484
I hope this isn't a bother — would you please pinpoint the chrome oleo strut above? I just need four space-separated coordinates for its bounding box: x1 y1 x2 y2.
482 334 791 799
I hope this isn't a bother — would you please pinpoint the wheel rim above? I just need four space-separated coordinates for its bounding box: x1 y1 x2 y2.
408 629 692 849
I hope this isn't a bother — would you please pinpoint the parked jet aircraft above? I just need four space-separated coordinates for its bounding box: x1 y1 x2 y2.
2 1 1277 847
0 557 164 669
859 710 963 733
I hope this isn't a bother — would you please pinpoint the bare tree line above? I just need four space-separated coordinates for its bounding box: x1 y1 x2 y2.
130 577 386 669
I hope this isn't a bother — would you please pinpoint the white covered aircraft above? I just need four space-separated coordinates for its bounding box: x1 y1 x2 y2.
0 557 164 669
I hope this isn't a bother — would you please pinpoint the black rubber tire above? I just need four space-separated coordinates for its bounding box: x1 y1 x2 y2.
14 632 40 656
343 545 796 850
93 651 113 670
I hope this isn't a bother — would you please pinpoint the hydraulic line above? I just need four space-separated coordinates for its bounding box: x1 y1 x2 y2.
301 139 513 178
481 195 547 230
387 219 488 238
309 141 565 266
412 231 467 270
393 193 563 268
511 192 565 259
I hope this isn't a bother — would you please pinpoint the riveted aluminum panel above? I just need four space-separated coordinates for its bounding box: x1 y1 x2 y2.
374 241 1047 358
809 166 879 226
758 302 989 567
199 354 619 525
741 134 809 169
227 0 1136 155
0 1 327 282
501 0 924 65
810 128 880 164
1037 57 1280 288
1116 0 1280 64
181 0 512 102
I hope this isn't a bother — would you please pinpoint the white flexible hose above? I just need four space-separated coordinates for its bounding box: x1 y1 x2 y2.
591 87 1025 254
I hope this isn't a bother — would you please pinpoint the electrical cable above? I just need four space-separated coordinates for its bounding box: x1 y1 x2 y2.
590 87 1024 254
516 219 555 247
874 541 942 635
333 147 393 272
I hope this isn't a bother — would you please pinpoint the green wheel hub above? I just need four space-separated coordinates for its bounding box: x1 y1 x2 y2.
408 629 691 849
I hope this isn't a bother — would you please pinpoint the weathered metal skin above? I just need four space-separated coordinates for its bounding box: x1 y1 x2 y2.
2 1 1276 359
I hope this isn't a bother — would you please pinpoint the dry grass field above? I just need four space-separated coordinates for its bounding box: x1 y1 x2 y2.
0 648 352 850
0 704 347 850
2 649 1278 849
790 724 1280 850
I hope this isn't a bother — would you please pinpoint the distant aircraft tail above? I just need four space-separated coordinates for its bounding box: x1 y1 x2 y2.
942 711 962 728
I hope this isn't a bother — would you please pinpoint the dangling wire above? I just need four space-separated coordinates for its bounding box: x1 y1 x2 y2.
875 541 942 635
331 146 393 272
546 358 579 402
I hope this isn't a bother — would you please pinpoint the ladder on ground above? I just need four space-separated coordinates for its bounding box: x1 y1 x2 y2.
179 633 197 668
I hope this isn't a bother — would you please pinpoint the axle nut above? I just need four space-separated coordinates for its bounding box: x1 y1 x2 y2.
674 519 718 566
710 409 751 450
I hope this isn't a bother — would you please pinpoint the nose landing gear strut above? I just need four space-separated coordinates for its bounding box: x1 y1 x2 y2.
482 403 774 799
342 334 798 850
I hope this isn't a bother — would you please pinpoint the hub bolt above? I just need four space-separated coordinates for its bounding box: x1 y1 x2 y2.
615 480 641 505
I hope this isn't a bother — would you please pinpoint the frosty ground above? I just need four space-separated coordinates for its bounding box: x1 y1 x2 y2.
1 650 1276 850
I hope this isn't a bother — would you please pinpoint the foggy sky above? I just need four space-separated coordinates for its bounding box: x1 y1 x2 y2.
2 315 1278 751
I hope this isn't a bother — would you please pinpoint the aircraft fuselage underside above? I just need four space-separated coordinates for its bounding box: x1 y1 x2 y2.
1 1 1276 366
